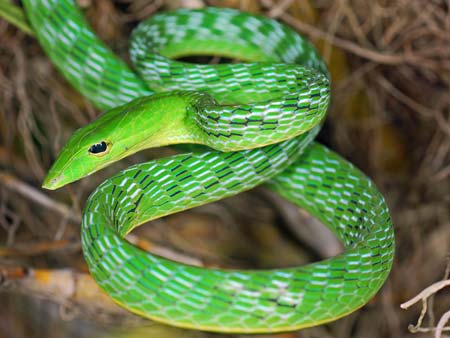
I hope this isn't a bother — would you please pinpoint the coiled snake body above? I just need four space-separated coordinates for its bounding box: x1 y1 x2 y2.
24 0 394 333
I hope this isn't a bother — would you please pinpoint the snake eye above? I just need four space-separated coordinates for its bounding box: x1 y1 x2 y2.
88 141 110 156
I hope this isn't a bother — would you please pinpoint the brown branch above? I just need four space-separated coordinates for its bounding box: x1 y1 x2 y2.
279 12 415 65
0 171 81 223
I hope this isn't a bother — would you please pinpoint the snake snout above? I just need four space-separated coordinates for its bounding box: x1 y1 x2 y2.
42 173 64 190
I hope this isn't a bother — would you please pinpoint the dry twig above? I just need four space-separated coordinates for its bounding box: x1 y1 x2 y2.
401 257 450 337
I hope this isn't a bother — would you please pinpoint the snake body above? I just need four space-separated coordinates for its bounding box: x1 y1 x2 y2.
24 0 395 333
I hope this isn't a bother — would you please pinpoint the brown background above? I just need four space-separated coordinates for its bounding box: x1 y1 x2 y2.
0 0 449 337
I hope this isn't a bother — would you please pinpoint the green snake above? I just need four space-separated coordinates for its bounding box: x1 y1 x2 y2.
24 0 395 333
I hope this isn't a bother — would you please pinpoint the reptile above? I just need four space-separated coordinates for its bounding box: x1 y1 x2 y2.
23 0 395 333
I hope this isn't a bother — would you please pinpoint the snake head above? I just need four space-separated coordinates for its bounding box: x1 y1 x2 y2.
42 110 129 190
42 93 201 190
42 128 115 190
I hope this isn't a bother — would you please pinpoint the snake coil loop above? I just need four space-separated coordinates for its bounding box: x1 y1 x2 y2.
25 0 394 333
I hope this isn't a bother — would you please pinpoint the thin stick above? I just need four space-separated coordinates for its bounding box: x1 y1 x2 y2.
400 279 450 309
0 171 81 223
436 310 450 338
280 12 414 65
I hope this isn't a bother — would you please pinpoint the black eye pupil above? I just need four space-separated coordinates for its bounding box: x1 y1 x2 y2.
89 141 107 154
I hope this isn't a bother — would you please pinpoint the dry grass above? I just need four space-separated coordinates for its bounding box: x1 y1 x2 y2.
0 0 449 337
